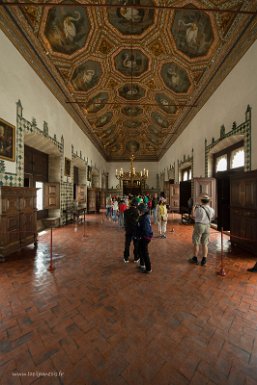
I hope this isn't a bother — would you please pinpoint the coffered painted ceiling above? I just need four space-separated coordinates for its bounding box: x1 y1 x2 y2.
1 1 257 160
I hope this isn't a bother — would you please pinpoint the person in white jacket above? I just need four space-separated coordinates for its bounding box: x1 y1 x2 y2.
156 198 168 238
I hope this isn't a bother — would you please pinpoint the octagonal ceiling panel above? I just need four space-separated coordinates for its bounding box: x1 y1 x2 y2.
4 0 256 160
107 0 155 35
171 5 214 59
118 84 145 100
94 112 113 127
85 92 109 113
114 49 149 77
124 120 142 129
71 60 102 92
44 3 91 55
161 62 191 93
121 106 143 117
126 140 141 154
155 93 177 114
151 112 169 128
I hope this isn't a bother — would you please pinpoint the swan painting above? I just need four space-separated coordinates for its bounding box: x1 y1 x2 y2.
96 113 112 127
178 20 199 48
161 63 190 93
119 84 144 100
172 9 213 57
120 5 142 23
86 93 108 113
156 94 177 114
45 6 90 54
63 11 81 43
122 53 138 69
107 0 154 35
72 69 95 91
122 106 142 116
115 49 147 77
72 61 101 92
167 68 180 89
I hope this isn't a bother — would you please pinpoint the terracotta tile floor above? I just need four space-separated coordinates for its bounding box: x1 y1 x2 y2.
1 213 257 385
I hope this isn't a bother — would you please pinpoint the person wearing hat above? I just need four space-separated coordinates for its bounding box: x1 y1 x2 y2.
137 203 153 273
189 194 215 266
123 198 139 263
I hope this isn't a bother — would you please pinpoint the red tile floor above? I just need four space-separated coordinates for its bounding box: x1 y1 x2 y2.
1 213 257 385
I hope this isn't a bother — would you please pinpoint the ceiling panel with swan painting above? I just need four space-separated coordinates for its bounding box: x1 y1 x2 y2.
0 0 257 160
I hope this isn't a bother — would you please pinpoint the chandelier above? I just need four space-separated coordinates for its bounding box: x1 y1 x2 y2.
115 155 148 188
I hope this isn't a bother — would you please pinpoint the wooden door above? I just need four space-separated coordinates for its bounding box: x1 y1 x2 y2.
43 183 60 209
169 183 179 212
96 190 101 213
179 180 191 214
230 171 257 254
193 178 216 212
216 173 230 231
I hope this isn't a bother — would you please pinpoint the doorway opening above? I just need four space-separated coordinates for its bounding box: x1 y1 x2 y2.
214 141 245 232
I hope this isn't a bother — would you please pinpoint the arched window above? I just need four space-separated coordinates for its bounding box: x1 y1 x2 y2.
181 167 192 181
216 155 227 172
214 141 244 175
182 170 188 181
231 148 245 169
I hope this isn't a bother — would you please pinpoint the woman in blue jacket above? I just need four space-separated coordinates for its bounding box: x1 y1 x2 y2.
137 203 153 273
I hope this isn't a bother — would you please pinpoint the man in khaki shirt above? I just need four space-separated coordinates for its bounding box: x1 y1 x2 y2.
188 194 215 266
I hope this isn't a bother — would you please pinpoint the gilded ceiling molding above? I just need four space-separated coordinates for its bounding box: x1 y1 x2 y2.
1 2 257 161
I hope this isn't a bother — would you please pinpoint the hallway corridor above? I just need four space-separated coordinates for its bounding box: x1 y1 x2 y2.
1 214 257 385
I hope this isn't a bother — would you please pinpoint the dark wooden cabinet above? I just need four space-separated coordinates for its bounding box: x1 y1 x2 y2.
87 188 101 213
87 188 96 212
230 170 257 254
100 190 106 209
0 187 37 261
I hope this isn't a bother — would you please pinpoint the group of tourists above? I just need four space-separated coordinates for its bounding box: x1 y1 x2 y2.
105 192 169 238
105 192 170 274
105 192 216 273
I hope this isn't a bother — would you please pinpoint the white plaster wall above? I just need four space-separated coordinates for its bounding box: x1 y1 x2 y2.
159 39 257 175
0 30 106 174
107 162 159 190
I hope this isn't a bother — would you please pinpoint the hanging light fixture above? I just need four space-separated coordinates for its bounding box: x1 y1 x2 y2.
115 155 148 188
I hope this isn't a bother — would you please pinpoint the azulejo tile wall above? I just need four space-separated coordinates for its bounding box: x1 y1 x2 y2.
1 100 64 188
1 100 97 225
